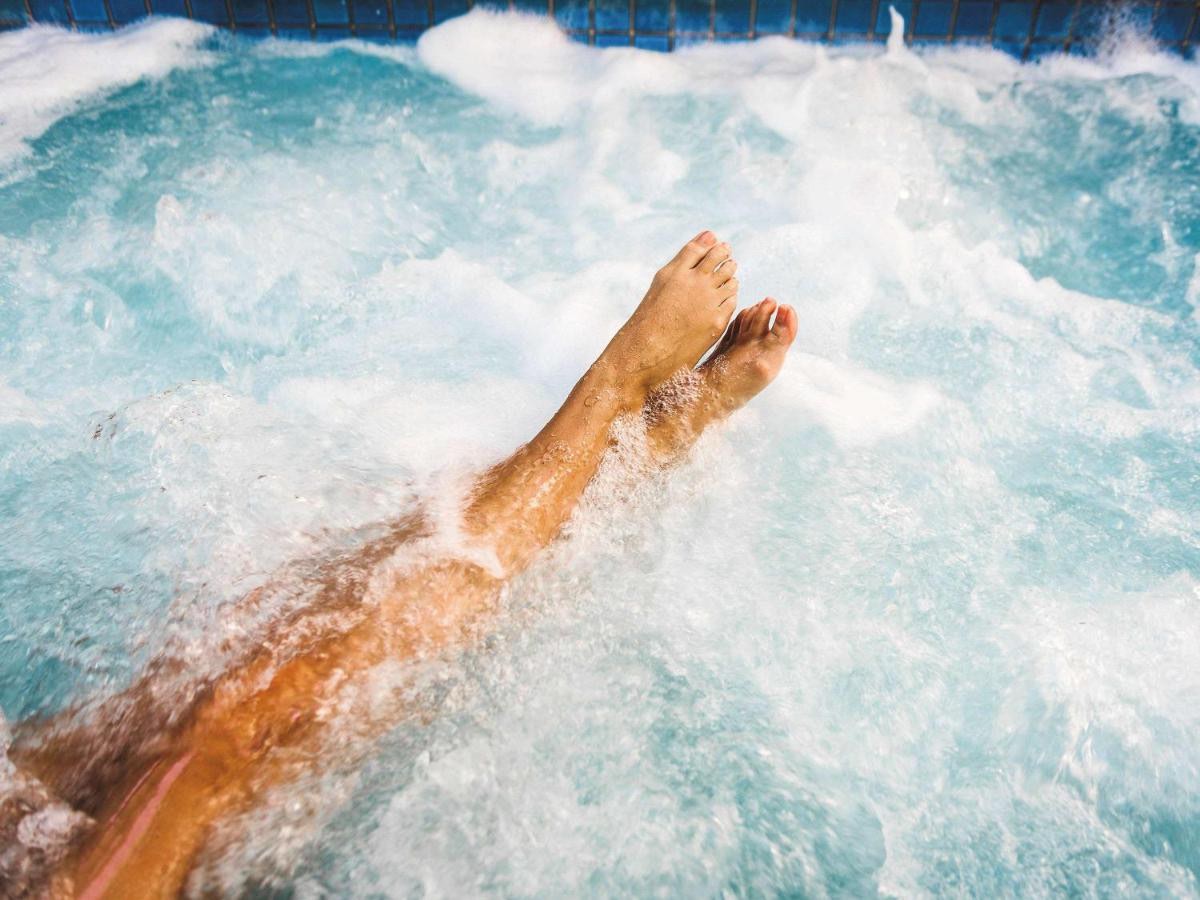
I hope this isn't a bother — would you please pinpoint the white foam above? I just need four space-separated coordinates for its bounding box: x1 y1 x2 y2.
416 9 690 126
0 19 212 169
3 12 1199 897
0 382 45 425
774 354 942 447
412 6 1200 133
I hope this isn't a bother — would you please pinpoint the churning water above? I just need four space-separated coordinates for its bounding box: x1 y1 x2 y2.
1 11 1199 895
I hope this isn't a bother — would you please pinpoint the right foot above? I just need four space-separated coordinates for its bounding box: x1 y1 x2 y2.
596 231 741 394
698 297 798 412
642 297 798 460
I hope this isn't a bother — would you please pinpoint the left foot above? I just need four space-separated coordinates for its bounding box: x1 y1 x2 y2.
698 297 797 412
595 231 740 397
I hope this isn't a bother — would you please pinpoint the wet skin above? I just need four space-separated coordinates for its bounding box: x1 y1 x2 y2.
10 232 797 898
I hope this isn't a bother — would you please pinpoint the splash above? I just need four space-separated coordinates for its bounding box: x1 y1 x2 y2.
0 19 212 170
1 10 1198 896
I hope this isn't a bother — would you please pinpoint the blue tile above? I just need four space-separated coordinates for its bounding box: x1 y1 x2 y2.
353 0 388 24
675 0 709 34
29 0 70 22
1026 39 1060 57
0 0 24 15
393 0 425 24
432 0 464 21
953 0 990 35
238 22 271 32
594 31 629 43
994 38 1024 55
111 0 147 19
314 22 348 35
553 0 588 30
393 26 420 39
276 24 313 34
754 0 790 32
1154 4 1194 43
993 1 1032 39
512 0 546 12
714 0 749 34
914 0 951 35
313 0 345 23
674 32 708 44
833 0 871 33
1033 1 1071 37
189 0 229 23
566 26 588 39
1066 38 1094 54
150 0 188 15
594 0 626 31
876 0 910 36
634 32 668 47
273 0 310 24
793 0 829 34
357 25 393 38
634 0 666 30
473 0 505 8
232 0 268 22
70 0 107 20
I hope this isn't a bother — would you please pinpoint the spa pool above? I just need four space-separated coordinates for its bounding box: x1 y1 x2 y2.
2 12 1199 896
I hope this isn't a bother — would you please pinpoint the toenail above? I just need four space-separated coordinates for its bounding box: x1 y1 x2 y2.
699 231 715 244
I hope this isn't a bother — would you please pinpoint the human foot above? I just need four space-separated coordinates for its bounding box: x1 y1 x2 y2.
595 231 740 397
642 297 797 460
699 296 797 410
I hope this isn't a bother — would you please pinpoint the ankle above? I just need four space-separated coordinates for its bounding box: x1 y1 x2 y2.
582 358 651 413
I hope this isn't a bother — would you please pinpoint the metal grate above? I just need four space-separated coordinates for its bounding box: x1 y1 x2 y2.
3 0 1197 58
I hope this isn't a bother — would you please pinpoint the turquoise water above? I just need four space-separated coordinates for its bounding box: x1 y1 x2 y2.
2 13 1199 895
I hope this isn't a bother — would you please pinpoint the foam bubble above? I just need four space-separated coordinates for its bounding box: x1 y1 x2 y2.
1 12 1198 897
0 19 213 170
775 354 942 447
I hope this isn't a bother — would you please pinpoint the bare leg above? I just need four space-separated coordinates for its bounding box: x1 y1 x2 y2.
22 232 745 898
8 514 432 822
9 294 802 896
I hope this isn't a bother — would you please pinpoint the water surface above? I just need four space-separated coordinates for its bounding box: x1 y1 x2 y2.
1 13 1199 895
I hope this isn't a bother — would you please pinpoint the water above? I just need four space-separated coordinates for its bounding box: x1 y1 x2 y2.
1 12 1199 896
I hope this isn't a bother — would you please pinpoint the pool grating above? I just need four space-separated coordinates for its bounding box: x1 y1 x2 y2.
1 0 1196 58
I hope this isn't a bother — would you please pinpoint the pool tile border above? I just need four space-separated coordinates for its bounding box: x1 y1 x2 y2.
3 0 1197 58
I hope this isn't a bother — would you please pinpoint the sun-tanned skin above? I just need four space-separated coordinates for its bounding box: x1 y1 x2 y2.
7 232 796 899
644 296 798 462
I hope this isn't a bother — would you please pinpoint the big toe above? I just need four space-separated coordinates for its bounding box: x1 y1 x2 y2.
671 230 718 268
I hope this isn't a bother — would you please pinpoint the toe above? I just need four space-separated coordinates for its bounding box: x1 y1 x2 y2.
714 309 745 355
672 231 717 268
697 242 732 274
737 298 761 336
770 303 798 346
750 298 777 336
728 307 746 340
719 275 739 307
714 258 737 286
